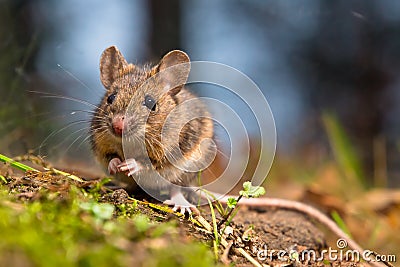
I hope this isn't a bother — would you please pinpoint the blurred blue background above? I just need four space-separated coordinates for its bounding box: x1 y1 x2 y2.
1 0 400 186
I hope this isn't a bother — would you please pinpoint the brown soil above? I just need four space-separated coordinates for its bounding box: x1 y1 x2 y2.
0 162 372 267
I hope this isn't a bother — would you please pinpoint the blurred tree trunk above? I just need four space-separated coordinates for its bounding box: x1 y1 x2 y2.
148 0 182 57
353 26 390 186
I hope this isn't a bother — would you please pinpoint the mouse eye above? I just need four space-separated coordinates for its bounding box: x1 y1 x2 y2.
107 93 117 104
143 95 157 111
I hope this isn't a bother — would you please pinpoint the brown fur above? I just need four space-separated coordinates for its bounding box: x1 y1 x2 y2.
90 46 214 190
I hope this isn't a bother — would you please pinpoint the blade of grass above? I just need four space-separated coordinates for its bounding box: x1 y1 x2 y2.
322 113 366 189
226 205 241 226
206 197 219 260
235 248 263 267
199 189 225 216
0 174 7 183
46 168 84 183
196 214 262 267
0 153 84 183
331 210 351 237
0 153 38 172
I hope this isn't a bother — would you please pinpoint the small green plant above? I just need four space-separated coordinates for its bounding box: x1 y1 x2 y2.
239 181 266 198
132 214 151 233
88 177 112 200
200 182 266 264
79 201 115 225
217 181 266 227
116 202 138 217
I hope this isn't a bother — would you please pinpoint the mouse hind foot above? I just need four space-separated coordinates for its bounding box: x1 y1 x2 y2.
164 187 199 215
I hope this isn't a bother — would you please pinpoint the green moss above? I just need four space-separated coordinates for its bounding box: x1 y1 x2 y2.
0 182 216 267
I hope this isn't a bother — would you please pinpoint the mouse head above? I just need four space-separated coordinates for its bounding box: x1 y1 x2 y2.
96 46 191 146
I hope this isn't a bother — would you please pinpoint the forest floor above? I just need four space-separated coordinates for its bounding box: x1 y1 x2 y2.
0 154 398 267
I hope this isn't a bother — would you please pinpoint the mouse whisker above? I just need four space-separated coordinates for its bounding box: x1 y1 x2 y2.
56 63 104 96
38 119 90 153
90 119 109 128
63 128 91 154
52 125 90 150
29 90 104 113
39 124 91 157
67 109 99 115
89 126 109 143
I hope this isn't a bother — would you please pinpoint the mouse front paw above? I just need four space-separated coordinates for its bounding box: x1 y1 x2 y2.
117 158 142 176
108 158 122 175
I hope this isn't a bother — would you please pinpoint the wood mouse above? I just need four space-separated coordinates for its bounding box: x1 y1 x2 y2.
90 46 384 266
90 45 215 213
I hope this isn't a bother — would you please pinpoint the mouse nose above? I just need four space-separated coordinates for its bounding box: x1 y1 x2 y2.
112 115 125 136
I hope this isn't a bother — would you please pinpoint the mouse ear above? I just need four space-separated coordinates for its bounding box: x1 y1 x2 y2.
158 50 190 95
100 46 129 89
